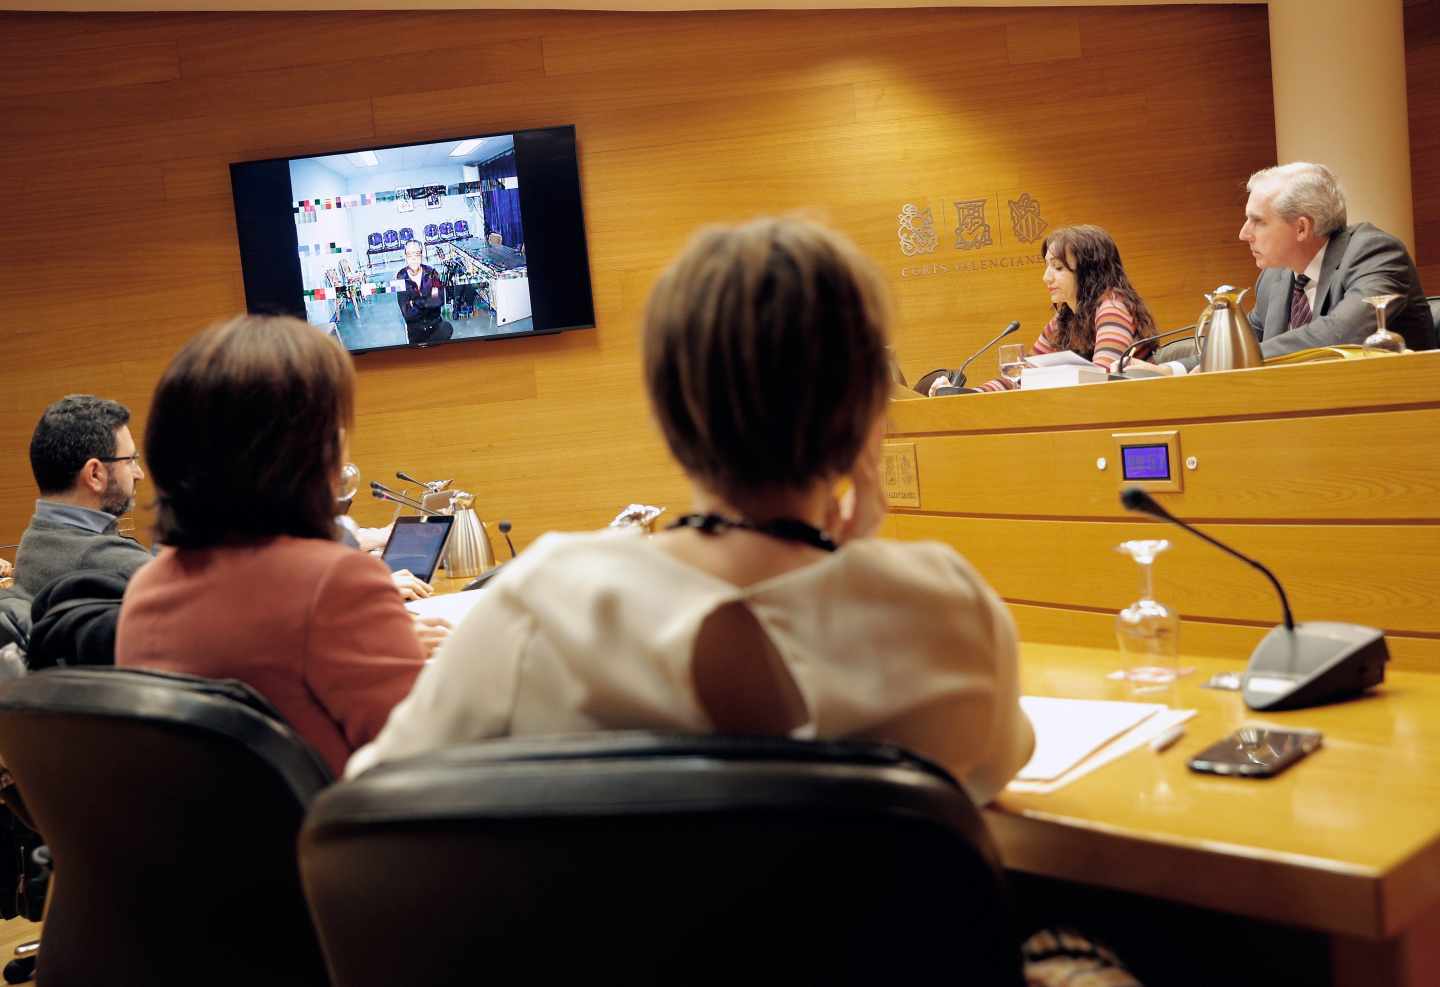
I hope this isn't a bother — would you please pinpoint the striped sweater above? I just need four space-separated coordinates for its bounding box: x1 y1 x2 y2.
977 293 1150 392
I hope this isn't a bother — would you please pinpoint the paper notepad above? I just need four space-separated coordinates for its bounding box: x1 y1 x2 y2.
1016 697 1165 782
406 591 486 624
1023 351 1100 369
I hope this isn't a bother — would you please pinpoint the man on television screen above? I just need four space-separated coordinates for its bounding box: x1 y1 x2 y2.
397 239 454 347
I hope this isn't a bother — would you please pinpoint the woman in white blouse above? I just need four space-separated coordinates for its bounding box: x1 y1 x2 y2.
348 217 1034 806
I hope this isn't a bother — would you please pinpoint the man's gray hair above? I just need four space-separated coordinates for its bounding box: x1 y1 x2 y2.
1247 162 1348 237
403 238 424 253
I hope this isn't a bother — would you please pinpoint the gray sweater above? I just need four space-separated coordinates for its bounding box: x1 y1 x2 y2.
11 515 151 602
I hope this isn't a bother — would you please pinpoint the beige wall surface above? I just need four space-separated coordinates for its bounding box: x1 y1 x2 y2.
0 4 1394 556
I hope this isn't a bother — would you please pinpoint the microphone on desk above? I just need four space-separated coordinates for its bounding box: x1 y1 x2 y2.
498 520 517 559
952 319 1020 388
370 481 444 516
928 320 1020 396
1114 325 1199 374
1119 487 1387 710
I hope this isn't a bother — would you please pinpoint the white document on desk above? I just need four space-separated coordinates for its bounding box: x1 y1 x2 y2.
1016 696 1164 781
406 592 485 624
1010 697 1196 794
1023 351 1099 369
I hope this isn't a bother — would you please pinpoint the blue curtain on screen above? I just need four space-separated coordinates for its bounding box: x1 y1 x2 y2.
476 150 524 249
482 189 524 249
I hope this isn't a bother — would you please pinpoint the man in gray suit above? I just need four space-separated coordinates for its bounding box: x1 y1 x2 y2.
5 395 151 602
1160 163 1434 373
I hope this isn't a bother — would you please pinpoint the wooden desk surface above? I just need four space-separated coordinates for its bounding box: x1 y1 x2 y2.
997 642 1440 943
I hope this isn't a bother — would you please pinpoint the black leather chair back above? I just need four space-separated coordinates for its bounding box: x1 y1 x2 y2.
0 667 333 987
912 367 955 396
301 733 1023 987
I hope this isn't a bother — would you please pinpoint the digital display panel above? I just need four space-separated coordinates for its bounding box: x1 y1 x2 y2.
230 126 594 354
1121 444 1171 481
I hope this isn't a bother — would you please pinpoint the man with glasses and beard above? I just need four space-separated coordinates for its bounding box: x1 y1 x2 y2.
5 395 151 602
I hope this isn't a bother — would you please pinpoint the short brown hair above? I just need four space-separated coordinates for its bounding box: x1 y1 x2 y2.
147 315 355 548
643 217 891 500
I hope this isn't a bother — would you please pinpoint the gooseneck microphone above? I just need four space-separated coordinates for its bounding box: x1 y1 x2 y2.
498 519 517 558
370 481 443 516
1119 487 1387 710
950 320 1021 388
1115 325 1198 373
1120 488 1292 629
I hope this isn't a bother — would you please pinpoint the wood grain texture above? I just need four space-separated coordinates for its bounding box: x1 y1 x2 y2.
888 350 1440 435
889 357 1440 664
0 41 179 98
996 642 1440 942
1406 0 1440 294
904 407 1440 520
0 6 1288 554
1008 601 1440 672
897 513 1440 636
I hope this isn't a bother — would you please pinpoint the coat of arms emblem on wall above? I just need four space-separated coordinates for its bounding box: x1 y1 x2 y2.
1008 192 1048 243
953 199 993 251
897 204 938 256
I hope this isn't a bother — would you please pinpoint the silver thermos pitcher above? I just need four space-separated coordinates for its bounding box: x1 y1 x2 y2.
444 491 496 579
1196 285 1263 373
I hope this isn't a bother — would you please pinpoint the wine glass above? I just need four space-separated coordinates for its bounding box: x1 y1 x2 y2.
1115 539 1180 693
337 463 362 505
1362 294 1407 353
998 343 1025 388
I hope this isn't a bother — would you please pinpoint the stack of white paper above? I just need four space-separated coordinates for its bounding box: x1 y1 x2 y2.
406 592 485 623
1008 696 1196 794
1019 352 1108 390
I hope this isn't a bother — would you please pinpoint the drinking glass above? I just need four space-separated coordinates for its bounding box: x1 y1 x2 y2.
337 463 362 504
1115 539 1180 693
1362 294 1406 353
998 343 1025 386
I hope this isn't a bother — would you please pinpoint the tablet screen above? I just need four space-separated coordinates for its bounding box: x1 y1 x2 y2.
381 516 454 582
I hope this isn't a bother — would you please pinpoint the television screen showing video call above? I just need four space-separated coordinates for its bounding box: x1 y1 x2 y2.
230 125 595 354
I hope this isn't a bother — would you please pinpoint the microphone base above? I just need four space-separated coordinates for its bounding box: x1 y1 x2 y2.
932 386 979 396
1241 622 1388 711
462 561 508 591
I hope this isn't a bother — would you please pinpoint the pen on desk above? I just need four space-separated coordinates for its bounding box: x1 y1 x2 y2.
1150 724 1186 753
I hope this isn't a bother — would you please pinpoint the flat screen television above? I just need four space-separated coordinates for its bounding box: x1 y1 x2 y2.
230 125 594 354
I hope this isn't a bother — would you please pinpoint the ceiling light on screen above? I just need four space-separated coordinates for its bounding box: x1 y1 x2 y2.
450 139 484 157
346 151 379 167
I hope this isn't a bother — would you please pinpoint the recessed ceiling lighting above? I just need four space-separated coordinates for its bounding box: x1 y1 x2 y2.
450 139 484 158
346 151 379 167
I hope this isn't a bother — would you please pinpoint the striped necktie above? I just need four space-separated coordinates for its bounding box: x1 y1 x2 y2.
1289 274 1313 329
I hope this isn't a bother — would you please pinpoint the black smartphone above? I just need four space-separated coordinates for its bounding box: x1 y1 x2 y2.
1187 726 1322 778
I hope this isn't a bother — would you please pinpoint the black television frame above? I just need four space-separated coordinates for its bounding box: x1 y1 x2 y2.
229 124 595 354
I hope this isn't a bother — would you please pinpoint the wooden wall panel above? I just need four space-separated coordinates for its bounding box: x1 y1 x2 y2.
1407 0 1440 293
902 407 1440 521
1 6 1282 553
1008 602 1440 673
893 514 1440 637
887 355 1440 665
